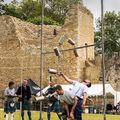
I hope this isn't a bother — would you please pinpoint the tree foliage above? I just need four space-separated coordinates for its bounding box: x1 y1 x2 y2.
44 0 82 24
3 3 24 19
1 0 82 25
27 16 59 25
95 11 120 54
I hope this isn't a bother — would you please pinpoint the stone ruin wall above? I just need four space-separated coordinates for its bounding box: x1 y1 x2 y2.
41 4 95 85
0 4 99 89
0 15 61 88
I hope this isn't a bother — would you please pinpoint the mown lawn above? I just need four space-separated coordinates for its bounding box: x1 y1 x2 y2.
0 110 120 120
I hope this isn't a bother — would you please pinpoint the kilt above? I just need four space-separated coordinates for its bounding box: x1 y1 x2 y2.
47 101 61 113
21 98 31 110
4 101 16 113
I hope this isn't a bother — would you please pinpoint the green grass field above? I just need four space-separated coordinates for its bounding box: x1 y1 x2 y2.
0 110 120 120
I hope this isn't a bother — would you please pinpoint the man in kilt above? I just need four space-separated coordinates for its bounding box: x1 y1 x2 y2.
4 81 16 120
16 79 32 120
43 78 62 120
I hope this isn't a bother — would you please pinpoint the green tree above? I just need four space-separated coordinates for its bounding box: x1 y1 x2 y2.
3 3 24 19
0 0 6 15
45 0 83 24
95 11 120 54
20 0 42 19
27 16 59 25
2 0 83 25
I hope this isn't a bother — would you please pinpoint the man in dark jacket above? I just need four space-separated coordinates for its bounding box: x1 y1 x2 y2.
16 79 32 120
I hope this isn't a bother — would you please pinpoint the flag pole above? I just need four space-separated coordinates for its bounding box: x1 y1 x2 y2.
101 0 106 120
39 0 44 119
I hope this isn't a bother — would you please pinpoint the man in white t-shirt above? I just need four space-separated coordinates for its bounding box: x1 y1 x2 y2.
55 85 79 120
59 72 91 120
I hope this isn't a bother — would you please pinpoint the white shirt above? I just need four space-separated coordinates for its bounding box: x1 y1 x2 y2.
4 87 16 96
59 90 74 105
71 81 88 98
4 87 16 101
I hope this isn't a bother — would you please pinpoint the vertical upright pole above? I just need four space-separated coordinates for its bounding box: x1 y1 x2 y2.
39 0 44 120
20 58 23 120
116 85 117 105
101 0 106 120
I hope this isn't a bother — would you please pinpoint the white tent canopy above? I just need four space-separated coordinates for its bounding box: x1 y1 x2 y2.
37 84 120 105
87 84 115 96
87 84 118 105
